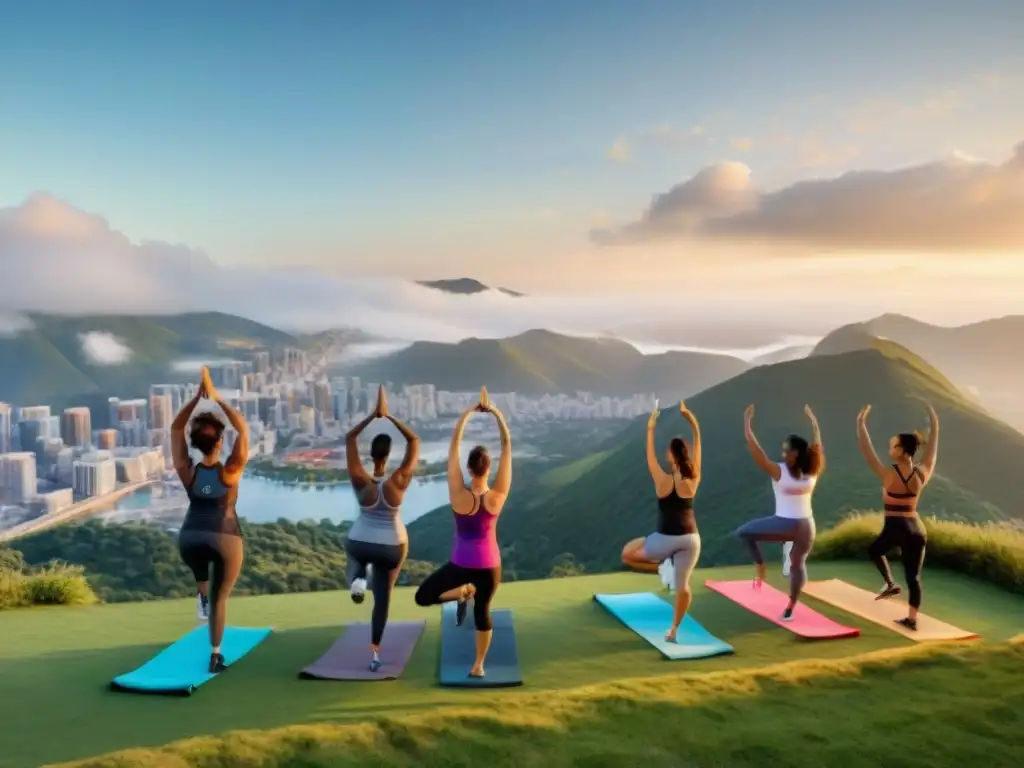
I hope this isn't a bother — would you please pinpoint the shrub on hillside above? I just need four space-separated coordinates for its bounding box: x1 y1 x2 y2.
0 553 97 610
813 512 1024 595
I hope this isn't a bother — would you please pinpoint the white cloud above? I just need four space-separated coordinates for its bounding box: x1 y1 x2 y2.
606 137 632 163
79 331 133 365
592 139 1024 252
0 193 798 346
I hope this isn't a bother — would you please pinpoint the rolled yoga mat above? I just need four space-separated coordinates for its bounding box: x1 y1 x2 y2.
111 626 272 695
300 621 426 680
705 579 860 639
593 592 734 660
802 579 981 642
439 602 523 688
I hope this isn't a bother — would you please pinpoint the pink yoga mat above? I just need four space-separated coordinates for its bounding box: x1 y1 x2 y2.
705 579 861 640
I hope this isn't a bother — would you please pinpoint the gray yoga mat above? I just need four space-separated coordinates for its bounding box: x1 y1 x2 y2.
299 620 426 681
439 603 523 688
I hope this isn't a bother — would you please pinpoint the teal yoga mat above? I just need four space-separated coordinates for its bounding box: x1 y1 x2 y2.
111 626 272 695
439 603 523 687
593 592 734 660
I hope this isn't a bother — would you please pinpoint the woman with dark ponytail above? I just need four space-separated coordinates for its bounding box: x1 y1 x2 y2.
621 400 703 642
735 404 825 621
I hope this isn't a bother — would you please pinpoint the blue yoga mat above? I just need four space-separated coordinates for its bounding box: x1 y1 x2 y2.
111 626 272 695
594 592 733 660
439 603 523 688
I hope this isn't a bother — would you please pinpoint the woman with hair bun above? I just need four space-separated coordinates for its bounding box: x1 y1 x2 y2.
414 387 512 678
856 400 939 631
620 400 703 642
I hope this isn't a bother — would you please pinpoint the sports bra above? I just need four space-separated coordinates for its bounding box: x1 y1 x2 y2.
883 464 923 514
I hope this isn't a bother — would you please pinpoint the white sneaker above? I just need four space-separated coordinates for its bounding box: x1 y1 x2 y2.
350 577 367 604
782 542 793 577
196 593 210 622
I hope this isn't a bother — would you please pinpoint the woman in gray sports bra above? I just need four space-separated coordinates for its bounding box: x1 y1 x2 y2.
343 386 420 672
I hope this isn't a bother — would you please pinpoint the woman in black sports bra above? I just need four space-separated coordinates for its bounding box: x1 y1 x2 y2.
856 400 939 631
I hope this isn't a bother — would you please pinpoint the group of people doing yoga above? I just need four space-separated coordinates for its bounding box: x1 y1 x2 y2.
622 398 939 638
171 371 512 679
343 384 512 679
171 363 940 676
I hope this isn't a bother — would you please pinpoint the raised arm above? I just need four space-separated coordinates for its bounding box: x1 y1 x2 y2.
919 401 939 478
170 388 204 486
489 405 513 497
856 405 887 479
744 405 782 481
345 412 376 492
447 408 474 498
645 403 668 485
804 404 826 474
386 414 420 491
680 401 701 477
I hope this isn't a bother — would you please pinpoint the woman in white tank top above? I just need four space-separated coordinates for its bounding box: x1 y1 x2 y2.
734 404 825 621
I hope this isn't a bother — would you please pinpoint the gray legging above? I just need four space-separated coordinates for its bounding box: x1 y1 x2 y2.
735 515 816 601
345 538 408 646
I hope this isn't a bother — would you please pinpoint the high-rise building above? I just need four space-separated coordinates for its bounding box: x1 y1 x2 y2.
72 451 117 497
149 393 173 431
60 407 93 448
117 399 147 424
150 384 185 419
298 405 316 434
313 380 332 414
0 451 38 503
96 429 119 450
0 402 10 453
17 405 51 422
252 350 271 375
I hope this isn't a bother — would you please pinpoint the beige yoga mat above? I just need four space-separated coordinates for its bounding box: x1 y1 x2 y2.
802 579 981 642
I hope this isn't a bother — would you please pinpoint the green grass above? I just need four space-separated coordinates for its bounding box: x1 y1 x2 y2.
59 638 1024 768
814 513 1024 594
1 562 1021 768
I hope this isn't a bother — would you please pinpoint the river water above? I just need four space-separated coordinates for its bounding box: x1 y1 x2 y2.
104 474 452 528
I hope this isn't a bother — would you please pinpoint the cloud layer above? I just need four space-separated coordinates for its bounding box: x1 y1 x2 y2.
593 140 1024 252
0 193 809 348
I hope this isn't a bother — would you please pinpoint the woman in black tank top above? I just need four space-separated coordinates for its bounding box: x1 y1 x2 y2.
620 400 703 642
171 367 251 673
856 401 939 631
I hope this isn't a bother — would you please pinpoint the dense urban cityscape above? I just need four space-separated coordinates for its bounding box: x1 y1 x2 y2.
0 344 656 533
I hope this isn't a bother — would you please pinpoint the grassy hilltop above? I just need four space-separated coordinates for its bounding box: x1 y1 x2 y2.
411 341 1024 576
0 561 1021 768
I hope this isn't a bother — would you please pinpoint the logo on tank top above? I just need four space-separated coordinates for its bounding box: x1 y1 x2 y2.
202 485 212 494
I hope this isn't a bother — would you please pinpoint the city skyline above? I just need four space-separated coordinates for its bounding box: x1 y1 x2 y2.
1 2 1022 335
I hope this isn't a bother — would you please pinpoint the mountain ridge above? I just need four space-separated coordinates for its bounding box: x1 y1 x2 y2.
409 346 1024 575
416 277 524 297
346 328 750 398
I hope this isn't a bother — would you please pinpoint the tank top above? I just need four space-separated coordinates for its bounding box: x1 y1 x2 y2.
772 463 816 520
451 493 501 569
182 463 242 536
347 478 408 546
657 486 697 536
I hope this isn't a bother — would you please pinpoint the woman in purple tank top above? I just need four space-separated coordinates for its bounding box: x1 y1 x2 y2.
415 387 512 678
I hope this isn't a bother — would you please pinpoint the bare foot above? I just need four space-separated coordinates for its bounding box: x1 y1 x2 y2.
664 627 678 643
469 665 485 678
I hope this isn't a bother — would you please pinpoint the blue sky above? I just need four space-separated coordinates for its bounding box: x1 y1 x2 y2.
2 0 1022 288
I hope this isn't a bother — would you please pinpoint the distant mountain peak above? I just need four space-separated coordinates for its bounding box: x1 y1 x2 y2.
416 278 524 297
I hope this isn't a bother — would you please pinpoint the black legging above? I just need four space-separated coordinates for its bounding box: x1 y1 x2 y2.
345 538 408 646
868 516 927 608
415 561 501 631
178 529 244 648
